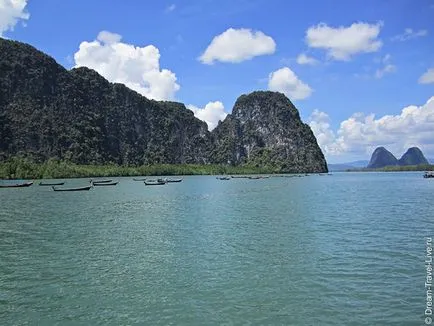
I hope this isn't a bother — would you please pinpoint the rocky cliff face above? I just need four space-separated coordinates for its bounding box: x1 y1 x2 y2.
0 38 327 172
398 147 429 166
367 147 398 168
0 38 211 165
210 91 328 172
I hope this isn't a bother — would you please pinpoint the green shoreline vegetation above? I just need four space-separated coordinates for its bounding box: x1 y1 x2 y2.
2 158 432 180
0 158 281 179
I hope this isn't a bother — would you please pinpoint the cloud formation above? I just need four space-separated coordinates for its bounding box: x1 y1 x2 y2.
0 0 29 36
305 22 382 61
296 53 318 65
187 101 227 130
74 31 180 100
199 28 276 64
308 110 341 155
391 28 428 42
268 67 312 100
419 68 434 84
309 97 434 158
375 54 396 79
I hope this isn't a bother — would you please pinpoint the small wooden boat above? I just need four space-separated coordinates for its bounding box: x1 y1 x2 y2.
248 176 262 179
52 185 92 192
216 176 230 180
39 181 65 186
91 179 113 184
156 177 182 183
166 178 183 183
231 175 249 178
0 181 33 188
144 180 166 185
133 178 147 181
93 181 118 186
424 172 434 178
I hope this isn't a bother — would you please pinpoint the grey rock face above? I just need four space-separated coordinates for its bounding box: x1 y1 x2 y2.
210 91 328 173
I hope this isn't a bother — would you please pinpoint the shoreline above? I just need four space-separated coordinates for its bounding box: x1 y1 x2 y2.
0 159 326 180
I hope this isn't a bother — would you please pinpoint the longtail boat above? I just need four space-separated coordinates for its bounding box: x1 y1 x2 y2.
91 179 112 184
144 180 166 186
166 178 183 183
52 185 92 192
39 181 65 186
0 181 33 188
133 178 147 181
93 181 118 186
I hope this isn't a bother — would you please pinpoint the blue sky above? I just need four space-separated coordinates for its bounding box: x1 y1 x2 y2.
1 0 434 163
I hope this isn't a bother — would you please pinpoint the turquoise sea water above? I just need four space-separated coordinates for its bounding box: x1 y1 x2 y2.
0 173 432 325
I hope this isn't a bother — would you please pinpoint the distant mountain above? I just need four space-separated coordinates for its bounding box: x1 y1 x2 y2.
329 148 432 172
398 147 429 166
367 147 398 168
328 160 369 171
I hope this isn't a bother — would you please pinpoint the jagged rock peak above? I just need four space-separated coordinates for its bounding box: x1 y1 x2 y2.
231 91 300 120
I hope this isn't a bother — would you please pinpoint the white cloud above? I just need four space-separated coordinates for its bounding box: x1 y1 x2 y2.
0 0 29 36
97 30 122 44
305 22 383 61
199 28 276 64
419 68 434 84
296 53 319 65
268 67 312 100
308 110 341 155
74 31 180 101
187 101 227 131
165 4 176 12
391 28 428 41
308 97 434 159
375 54 396 79
375 64 396 79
